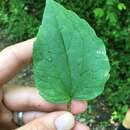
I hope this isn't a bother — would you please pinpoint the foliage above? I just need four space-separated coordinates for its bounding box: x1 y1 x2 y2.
0 0 130 122
33 0 110 103
0 0 43 42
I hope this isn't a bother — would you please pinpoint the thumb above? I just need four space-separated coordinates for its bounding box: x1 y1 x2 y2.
16 111 75 130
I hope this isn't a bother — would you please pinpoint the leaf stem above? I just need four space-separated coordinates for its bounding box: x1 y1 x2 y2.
67 100 71 112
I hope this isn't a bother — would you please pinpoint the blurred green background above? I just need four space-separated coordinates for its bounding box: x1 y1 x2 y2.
0 0 130 129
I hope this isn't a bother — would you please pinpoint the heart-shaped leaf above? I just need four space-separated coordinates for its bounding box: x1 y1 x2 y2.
33 0 110 103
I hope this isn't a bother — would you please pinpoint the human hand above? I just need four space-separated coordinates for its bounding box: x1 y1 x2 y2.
0 39 90 130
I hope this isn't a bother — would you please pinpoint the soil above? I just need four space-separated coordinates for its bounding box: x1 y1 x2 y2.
0 37 118 130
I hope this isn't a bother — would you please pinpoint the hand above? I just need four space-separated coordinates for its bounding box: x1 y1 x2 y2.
0 38 90 130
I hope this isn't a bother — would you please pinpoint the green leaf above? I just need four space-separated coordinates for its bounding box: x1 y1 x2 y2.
33 0 110 103
117 3 126 11
121 105 128 113
93 8 104 18
106 12 117 25
106 0 115 5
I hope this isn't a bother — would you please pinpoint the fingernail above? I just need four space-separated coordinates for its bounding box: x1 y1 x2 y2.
55 112 75 130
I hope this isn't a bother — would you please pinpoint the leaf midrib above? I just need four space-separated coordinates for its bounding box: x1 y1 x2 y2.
53 5 73 97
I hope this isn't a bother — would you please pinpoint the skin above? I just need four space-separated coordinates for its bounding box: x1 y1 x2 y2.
123 109 130 129
0 38 90 130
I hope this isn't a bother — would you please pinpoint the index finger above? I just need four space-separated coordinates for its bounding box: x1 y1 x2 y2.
4 86 87 114
0 38 35 86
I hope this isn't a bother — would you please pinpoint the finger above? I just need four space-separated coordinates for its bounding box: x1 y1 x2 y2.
0 38 35 86
72 121 90 130
0 102 17 129
14 111 46 124
4 86 87 114
3 86 67 112
123 109 130 129
16 111 74 130
14 112 90 127
71 100 87 114
0 102 12 124
14 112 90 130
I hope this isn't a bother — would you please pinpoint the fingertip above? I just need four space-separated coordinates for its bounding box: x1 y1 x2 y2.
71 100 87 114
55 112 75 130
73 121 90 130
